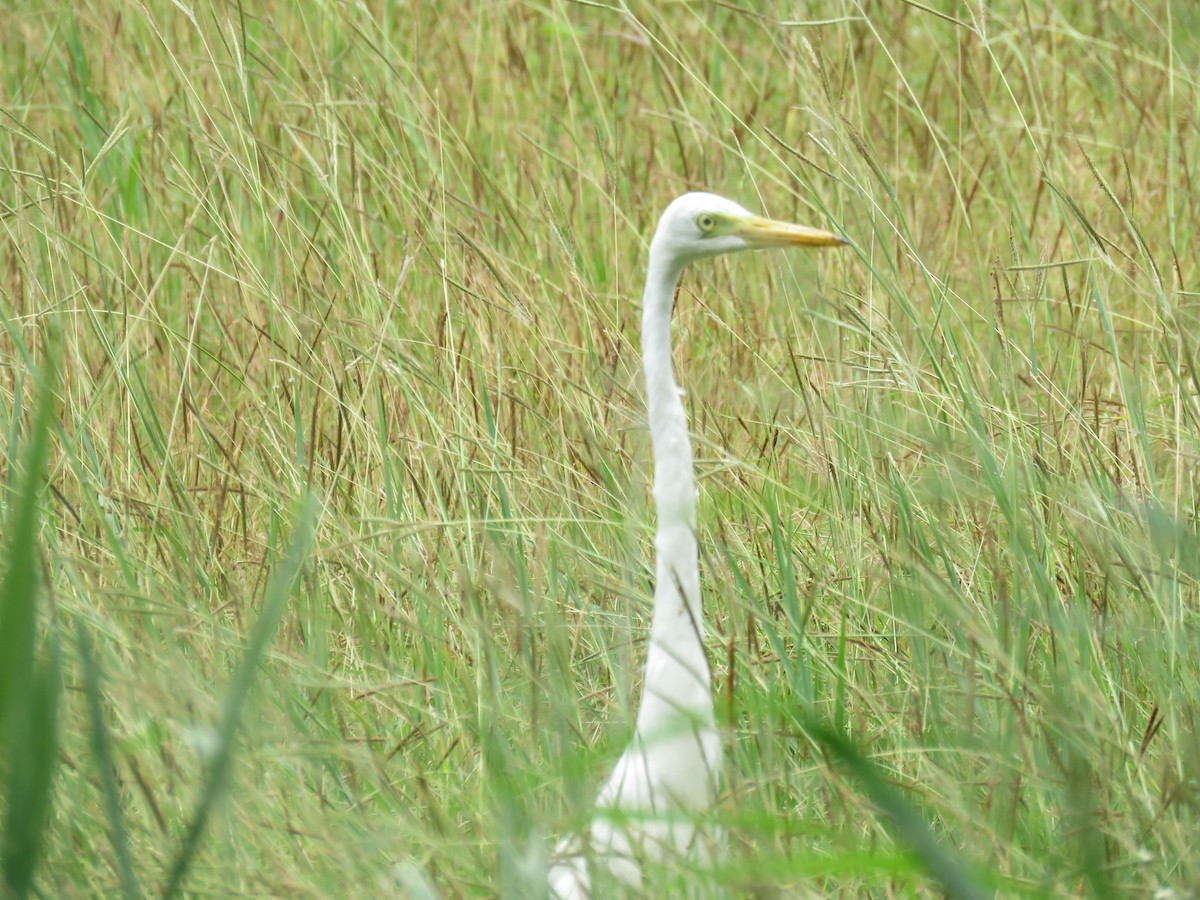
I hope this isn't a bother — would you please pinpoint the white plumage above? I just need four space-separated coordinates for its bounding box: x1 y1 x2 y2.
550 193 846 897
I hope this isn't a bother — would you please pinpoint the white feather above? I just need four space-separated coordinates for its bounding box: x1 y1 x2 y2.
549 193 843 897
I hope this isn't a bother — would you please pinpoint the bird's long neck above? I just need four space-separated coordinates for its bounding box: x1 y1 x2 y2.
635 247 713 738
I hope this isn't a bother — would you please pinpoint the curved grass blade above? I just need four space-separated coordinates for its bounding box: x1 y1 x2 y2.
810 723 993 900
162 496 318 899
78 623 142 899
2 636 61 899
0 362 61 898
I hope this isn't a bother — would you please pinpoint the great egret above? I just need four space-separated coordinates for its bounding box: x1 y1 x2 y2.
549 193 847 897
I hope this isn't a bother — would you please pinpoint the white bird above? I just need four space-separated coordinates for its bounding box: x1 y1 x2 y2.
549 193 847 897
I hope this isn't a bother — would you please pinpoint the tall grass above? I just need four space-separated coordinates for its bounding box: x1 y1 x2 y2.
2 1 1198 895
0 355 61 897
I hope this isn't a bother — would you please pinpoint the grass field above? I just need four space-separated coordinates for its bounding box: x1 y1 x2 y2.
3 1 1199 896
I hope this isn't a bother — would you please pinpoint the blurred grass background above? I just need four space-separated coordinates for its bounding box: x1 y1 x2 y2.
2 0 1198 895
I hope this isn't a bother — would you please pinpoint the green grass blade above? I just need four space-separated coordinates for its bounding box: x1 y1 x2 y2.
0 364 61 898
161 496 318 899
0 383 51 740
811 723 993 900
78 623 142 900
2 636 62 899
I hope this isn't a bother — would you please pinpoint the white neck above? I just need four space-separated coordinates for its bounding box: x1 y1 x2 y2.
635 246 713 738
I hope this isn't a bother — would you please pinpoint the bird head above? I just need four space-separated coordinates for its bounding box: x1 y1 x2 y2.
649 192 847 266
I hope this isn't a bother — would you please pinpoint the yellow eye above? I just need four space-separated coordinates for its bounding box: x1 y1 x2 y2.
696 213 716 232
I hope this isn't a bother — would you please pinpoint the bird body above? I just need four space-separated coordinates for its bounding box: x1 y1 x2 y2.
549 193 845 897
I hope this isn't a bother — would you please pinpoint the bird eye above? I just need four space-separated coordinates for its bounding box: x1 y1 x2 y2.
696 213 716 233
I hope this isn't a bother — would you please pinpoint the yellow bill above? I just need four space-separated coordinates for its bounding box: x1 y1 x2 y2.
735 215 849 248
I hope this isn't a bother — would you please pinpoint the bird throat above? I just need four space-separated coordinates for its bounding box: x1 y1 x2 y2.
638 255 714 735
